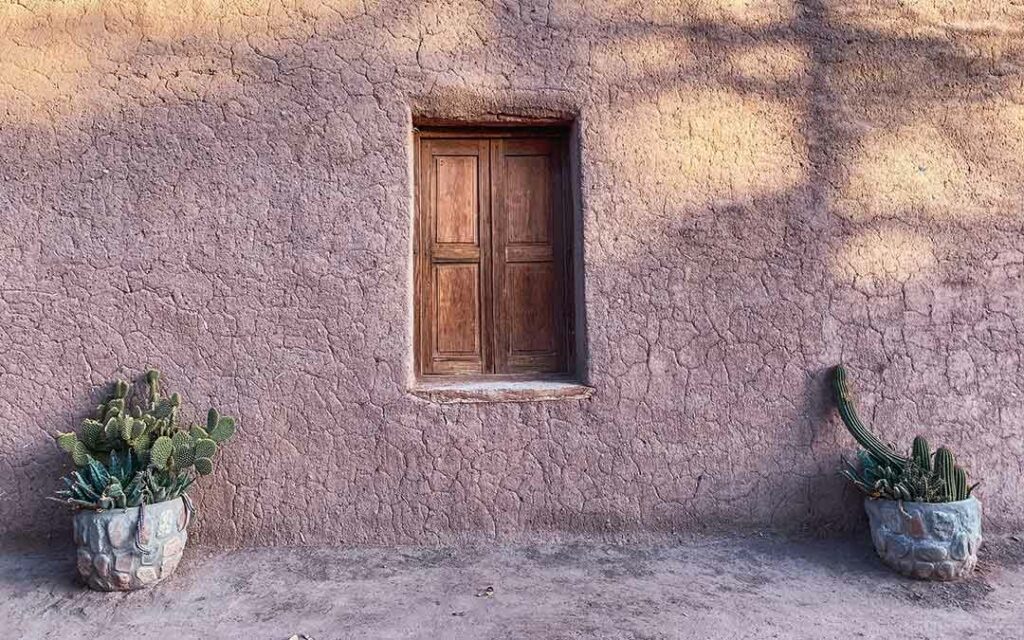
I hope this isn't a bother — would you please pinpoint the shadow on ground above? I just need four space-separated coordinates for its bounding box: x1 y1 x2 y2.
2 533 1022 639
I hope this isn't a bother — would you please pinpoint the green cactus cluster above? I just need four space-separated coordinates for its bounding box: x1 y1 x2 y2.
833 365 977 503
148 408 234 477
52 370 236 511
55 452 146 510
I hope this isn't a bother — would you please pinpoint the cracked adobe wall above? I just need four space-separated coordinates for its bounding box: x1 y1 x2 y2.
1 1 1023 548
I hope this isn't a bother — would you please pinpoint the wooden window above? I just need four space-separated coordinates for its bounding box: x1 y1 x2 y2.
415 127 575 379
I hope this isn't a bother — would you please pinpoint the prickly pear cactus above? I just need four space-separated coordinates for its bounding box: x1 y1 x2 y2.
73 498 190 591
53 369 237 510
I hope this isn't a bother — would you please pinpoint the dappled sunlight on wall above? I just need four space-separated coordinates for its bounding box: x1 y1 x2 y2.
727 42 808 85
839 122 1016 221
395 0 494 71
833 226 937 290
833 0 1024 39
0 0 370 124
688 0 795 28
597 88 805 217
967 100 1024 203
0 2 125 121
552 0 794 28
588 33 695 77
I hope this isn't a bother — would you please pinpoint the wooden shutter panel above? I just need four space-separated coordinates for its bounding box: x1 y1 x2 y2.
418 139 492 375
490 138 568 374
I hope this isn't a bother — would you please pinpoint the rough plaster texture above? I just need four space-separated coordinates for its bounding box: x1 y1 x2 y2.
1 1 1023 548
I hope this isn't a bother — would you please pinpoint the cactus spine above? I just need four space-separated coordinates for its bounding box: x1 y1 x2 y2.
933 447 957 501
954 466 968 501
832 365 907 468
912 435 931 472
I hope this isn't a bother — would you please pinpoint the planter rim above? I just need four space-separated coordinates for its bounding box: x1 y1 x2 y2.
864 495 980 507
71 496 185 516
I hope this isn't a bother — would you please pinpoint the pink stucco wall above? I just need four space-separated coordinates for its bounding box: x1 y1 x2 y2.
2 1 1023 548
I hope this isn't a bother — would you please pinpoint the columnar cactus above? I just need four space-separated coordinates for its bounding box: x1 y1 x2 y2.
912 435 931 472
833 365 977 504
832 365 907 469
954 466 968 501
934 447 956 499
931 447 972 502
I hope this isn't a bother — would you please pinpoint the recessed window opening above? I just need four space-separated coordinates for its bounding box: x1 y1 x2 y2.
414 123 576 380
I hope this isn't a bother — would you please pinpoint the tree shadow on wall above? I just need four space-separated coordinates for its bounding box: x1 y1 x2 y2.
0 0 1022 544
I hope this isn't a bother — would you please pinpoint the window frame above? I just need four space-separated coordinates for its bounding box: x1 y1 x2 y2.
413 124 578 382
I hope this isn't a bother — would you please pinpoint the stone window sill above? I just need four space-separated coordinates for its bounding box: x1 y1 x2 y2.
409 379 595 404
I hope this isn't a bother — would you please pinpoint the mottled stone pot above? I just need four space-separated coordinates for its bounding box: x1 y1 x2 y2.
864 497 982 581
73 497 190 591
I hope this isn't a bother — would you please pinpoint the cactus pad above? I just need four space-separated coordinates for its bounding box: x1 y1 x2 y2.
71 441 92 467
56 432 79 453
170 430 192 450
210 417 236 443
194 457 213 476
80 420 104 448
173 444 196 470
194 438 217 459
150 436 173 470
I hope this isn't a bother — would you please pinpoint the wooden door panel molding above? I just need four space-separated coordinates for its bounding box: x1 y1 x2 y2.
505 245 554 263
431 245 482 262
434 155 479 245
508 263 558 354
418 137 491 375
415 128 572 379
490 136 568 375
504 154 552 244
434 263 480 355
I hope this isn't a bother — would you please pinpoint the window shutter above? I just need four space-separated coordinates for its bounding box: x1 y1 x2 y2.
489 138 568 374
418 139 492 375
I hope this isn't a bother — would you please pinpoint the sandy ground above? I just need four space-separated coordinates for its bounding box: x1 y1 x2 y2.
2 534 1022 639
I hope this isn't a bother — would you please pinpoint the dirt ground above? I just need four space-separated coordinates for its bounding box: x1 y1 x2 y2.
2 534 1022 640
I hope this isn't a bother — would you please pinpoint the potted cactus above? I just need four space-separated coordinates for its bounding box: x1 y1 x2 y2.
832 365 981 580
51 370 236 591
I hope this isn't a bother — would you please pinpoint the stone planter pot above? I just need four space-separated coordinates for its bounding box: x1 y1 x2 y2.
864 496 982 581
73 496 192 591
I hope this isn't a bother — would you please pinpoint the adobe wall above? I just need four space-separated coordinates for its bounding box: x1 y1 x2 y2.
2 0 1022 547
